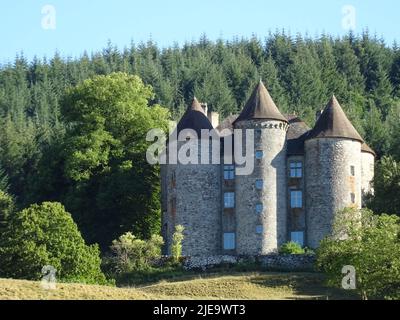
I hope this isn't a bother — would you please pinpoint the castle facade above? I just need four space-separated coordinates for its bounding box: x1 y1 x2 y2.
161 81 375 256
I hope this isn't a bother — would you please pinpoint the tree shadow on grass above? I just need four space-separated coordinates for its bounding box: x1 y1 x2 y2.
250 272 360 300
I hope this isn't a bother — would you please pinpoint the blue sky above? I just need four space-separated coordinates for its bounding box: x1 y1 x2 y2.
0 0 399 63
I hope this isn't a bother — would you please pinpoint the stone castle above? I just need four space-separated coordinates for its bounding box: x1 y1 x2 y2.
161 81 375 256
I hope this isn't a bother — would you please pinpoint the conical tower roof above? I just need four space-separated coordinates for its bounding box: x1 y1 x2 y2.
233 80 288 124
307 95 364 142
176 97 214 135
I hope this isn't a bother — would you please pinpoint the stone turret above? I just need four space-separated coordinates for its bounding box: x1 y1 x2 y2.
162 98 221 257
305 95 363 248
361 143 375 204
234 81 288 254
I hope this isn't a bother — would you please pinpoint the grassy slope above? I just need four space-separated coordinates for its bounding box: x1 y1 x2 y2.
0 272 358 300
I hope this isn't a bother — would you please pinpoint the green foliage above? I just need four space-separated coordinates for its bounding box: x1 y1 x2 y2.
171 225 185 262
279 242 305 255
0 202 107 285
0 190 14 234
0 165 9 192
368 156 400 216
316 207 400 300
108 232 164 274
58 73 170 248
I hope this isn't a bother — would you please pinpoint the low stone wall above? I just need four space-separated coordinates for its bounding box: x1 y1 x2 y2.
181 254 316 272
258 254 316 272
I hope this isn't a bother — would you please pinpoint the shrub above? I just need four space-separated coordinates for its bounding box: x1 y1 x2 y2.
279 242 305 255
171 225 184 262
108 232 164 273
316 207 400 300
0 202 107 285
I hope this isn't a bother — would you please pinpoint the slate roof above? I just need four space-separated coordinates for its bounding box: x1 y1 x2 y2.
285 115 310 155
361 142 376 156
233 81 288 124
176 97 214 136
307 95 364 143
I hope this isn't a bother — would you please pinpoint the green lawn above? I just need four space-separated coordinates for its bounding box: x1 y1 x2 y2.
0 272 358 300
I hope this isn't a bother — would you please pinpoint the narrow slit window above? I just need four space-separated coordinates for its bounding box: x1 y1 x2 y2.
351 193 356 204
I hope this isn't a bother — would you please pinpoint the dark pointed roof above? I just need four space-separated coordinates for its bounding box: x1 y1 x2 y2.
176 97 214 135
233 81 288 124
285 114 311 155
361 142 376 156
307 95 364 142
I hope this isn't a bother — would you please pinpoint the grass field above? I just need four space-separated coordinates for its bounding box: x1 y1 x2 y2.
0 272 358 300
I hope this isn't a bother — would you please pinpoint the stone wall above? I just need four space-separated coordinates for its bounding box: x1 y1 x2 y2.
305 138 362 248
175 162 221 256
361 151 375 203
182 255 315 272
234 120 288 255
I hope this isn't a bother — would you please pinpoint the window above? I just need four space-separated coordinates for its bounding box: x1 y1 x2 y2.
224 192 235 208
291 231 304 247
223 233 235 250
255 179 264 190
171 198 176 214
290 190 303 208
224 165 235 180
290 162 303 178
350 166 355 176
351 193 356 204
256 225 263 234
255 203 263 214
255 150 264 160
255 129 262 139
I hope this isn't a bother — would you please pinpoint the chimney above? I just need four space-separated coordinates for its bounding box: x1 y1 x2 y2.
207 111 220 129
315 110 323 122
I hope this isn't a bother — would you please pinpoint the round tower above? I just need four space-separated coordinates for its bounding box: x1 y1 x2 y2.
234 81 288 255
164 98 221 257
305 96 363 248
361 143 375 203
